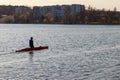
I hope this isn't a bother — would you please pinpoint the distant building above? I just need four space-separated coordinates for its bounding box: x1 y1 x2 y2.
15 6 31 15
33 6 41 17
71 4 85 15
37 4 85 18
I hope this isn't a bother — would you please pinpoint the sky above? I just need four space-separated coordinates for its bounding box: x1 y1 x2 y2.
0 0 120 11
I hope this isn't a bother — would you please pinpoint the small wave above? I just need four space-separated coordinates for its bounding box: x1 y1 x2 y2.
0 51 16 56
83 45 120 53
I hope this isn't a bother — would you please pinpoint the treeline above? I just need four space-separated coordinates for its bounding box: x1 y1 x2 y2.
85 6 120 24
0 5 120 24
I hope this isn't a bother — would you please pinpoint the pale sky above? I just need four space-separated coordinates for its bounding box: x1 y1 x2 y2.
0 0 120 11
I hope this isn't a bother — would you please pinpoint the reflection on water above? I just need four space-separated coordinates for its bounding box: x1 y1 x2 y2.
29 51 34 63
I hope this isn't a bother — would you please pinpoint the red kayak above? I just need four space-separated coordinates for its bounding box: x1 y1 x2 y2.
16 46 48 52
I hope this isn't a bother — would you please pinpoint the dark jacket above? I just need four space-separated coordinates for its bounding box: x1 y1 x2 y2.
29 39 34 48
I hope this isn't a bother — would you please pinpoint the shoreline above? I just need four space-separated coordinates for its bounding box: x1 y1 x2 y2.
0 23 120 25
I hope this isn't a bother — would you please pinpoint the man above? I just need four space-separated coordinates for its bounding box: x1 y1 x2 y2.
29 37 34 48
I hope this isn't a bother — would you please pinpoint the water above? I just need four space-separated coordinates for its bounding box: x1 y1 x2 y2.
0 24 120 80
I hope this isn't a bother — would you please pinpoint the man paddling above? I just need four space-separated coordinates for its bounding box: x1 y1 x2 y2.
29 37 34 48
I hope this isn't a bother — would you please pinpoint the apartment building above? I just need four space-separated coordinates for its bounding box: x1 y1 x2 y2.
33 4 85 18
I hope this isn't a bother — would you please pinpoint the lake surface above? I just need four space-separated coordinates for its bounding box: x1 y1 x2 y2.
0 24 120 80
